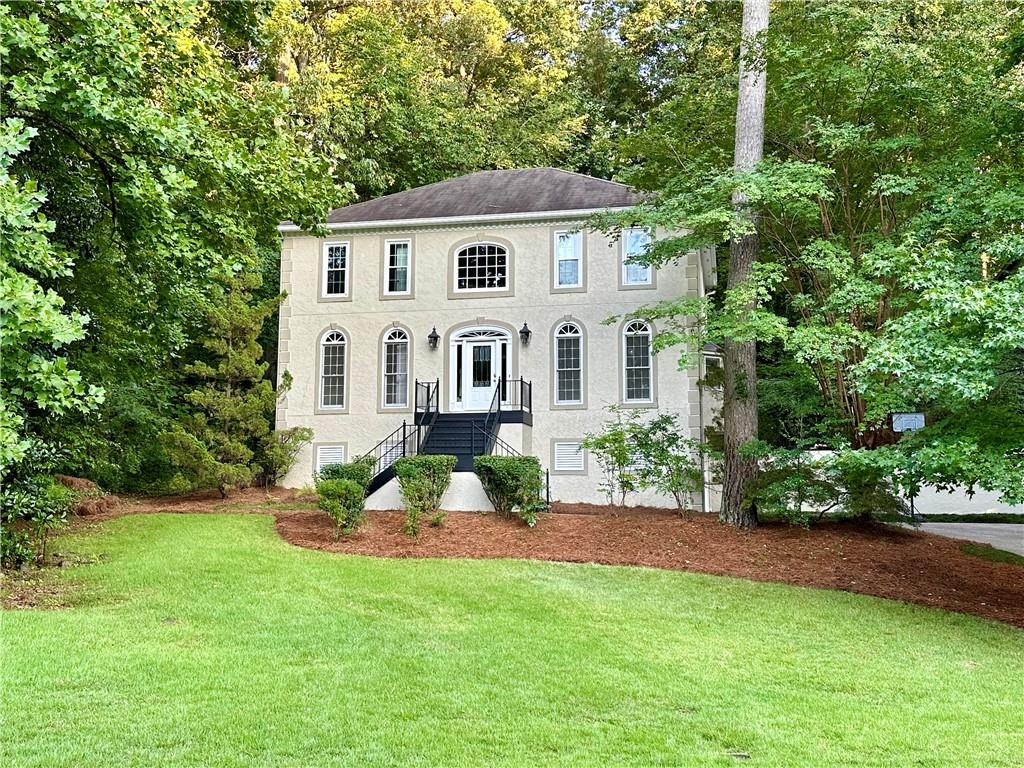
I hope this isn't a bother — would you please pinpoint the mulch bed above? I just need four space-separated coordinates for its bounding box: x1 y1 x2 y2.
276 505 1024 628
67 488 1024 627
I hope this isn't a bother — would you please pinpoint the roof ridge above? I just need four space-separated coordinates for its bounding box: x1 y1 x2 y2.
536 166 633 188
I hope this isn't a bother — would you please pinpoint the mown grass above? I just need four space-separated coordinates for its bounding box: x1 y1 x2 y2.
2 513 1022 767
961 542 1024 566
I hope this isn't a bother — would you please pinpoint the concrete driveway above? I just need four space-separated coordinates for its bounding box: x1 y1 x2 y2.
918 523 1024 556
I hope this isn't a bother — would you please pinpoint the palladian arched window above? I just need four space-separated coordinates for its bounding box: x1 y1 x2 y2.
553 322 583 405
622 320 653 403
320 330 347 408
455 243 508 291
381 328 410 408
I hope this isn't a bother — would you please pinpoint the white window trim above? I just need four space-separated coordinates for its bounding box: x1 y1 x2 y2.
621 228 653 286
453 241 510 294
383 238 412 297
380 329 410 409
622 320 654 404
321 241 350 298
554 230 583 289
319 329 347 410
553 322 583 406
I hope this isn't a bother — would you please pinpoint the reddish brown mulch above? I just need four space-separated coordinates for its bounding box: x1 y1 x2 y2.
76 489 1024 628
275 506 1024 628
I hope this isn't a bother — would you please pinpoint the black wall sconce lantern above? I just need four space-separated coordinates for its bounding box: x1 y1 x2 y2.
519 323 532 346
427 327 440 349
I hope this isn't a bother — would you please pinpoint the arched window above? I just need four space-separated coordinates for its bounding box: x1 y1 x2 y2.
553 322 583 405
381 328 410 408
455 243 508 291
622 320 653 403
320 330 347 408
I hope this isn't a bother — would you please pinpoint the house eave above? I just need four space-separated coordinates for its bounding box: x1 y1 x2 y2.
277 206 636 234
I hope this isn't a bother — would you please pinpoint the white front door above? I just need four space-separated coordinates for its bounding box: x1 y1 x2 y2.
465 340 498 410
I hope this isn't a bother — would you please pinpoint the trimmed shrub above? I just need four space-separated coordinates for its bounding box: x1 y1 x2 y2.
393 455 456 536
474 455 545 527
316 478 366 539
317 455 375 491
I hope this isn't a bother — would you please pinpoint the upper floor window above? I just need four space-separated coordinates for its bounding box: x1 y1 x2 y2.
554 322 583 405
455 243 508 292
381 328 410 408
385 239 411 295
622 320 653 403
320 330 347 408
622 228 653 287
554 231 582 289
322 242 349 297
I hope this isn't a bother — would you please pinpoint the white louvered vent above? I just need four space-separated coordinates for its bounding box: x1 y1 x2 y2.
316 445 346 472
553 442 585 472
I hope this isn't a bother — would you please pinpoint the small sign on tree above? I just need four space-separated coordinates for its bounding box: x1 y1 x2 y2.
892 412 925 433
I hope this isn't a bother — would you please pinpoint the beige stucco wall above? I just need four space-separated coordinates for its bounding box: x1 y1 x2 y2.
277 216 709 509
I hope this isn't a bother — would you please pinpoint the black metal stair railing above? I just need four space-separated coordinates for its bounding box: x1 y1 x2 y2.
470 422 521 458
414 378 440 451
361 379 440 496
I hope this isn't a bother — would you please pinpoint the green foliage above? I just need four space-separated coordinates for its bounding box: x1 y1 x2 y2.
1 0 337 490
316 478 366 539
258 426 315 487
600 0 1024 502
0 119 103 472
264 0 584 197
393 455 456 536
582 409 645 506
584 408 704 510
161 273 284 497
743 442 907 527
474 456 544 527
0 472 76 568
316 456 375 491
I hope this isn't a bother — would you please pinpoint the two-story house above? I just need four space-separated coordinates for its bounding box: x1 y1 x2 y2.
276 168 715 509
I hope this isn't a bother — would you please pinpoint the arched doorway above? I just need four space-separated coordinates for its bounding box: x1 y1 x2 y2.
448 326 512 411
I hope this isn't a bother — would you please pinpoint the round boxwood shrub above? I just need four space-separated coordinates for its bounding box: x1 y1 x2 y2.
474 455 544 527
317 478 366 539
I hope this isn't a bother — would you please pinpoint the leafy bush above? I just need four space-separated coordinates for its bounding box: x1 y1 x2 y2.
474 455 545 527
584 408 704 510
258 427 314 486
743 442 908 526
582 409 645 506
316 478 366 539
0 475 75 567
393 455 456 536
317 455 375 491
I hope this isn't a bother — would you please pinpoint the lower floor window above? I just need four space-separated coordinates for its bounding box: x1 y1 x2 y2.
623 320 653 402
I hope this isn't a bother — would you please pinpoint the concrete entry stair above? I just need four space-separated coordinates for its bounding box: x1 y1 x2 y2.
364 472 495 512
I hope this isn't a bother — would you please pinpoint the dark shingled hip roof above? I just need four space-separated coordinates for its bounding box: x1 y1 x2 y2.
324 168 640 224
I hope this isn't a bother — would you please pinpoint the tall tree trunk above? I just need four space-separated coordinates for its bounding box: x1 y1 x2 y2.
720 0 769 529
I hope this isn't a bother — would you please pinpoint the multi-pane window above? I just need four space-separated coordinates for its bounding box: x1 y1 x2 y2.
382 328 409 408
623 320 653 402
555 231 582 288
320 330 347 408
323 242 348 296
386 240 410 295
455 243 508 291
622 228 652 286
554 322 583 405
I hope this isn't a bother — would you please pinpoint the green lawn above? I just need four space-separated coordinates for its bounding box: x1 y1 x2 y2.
3 514 1022 767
